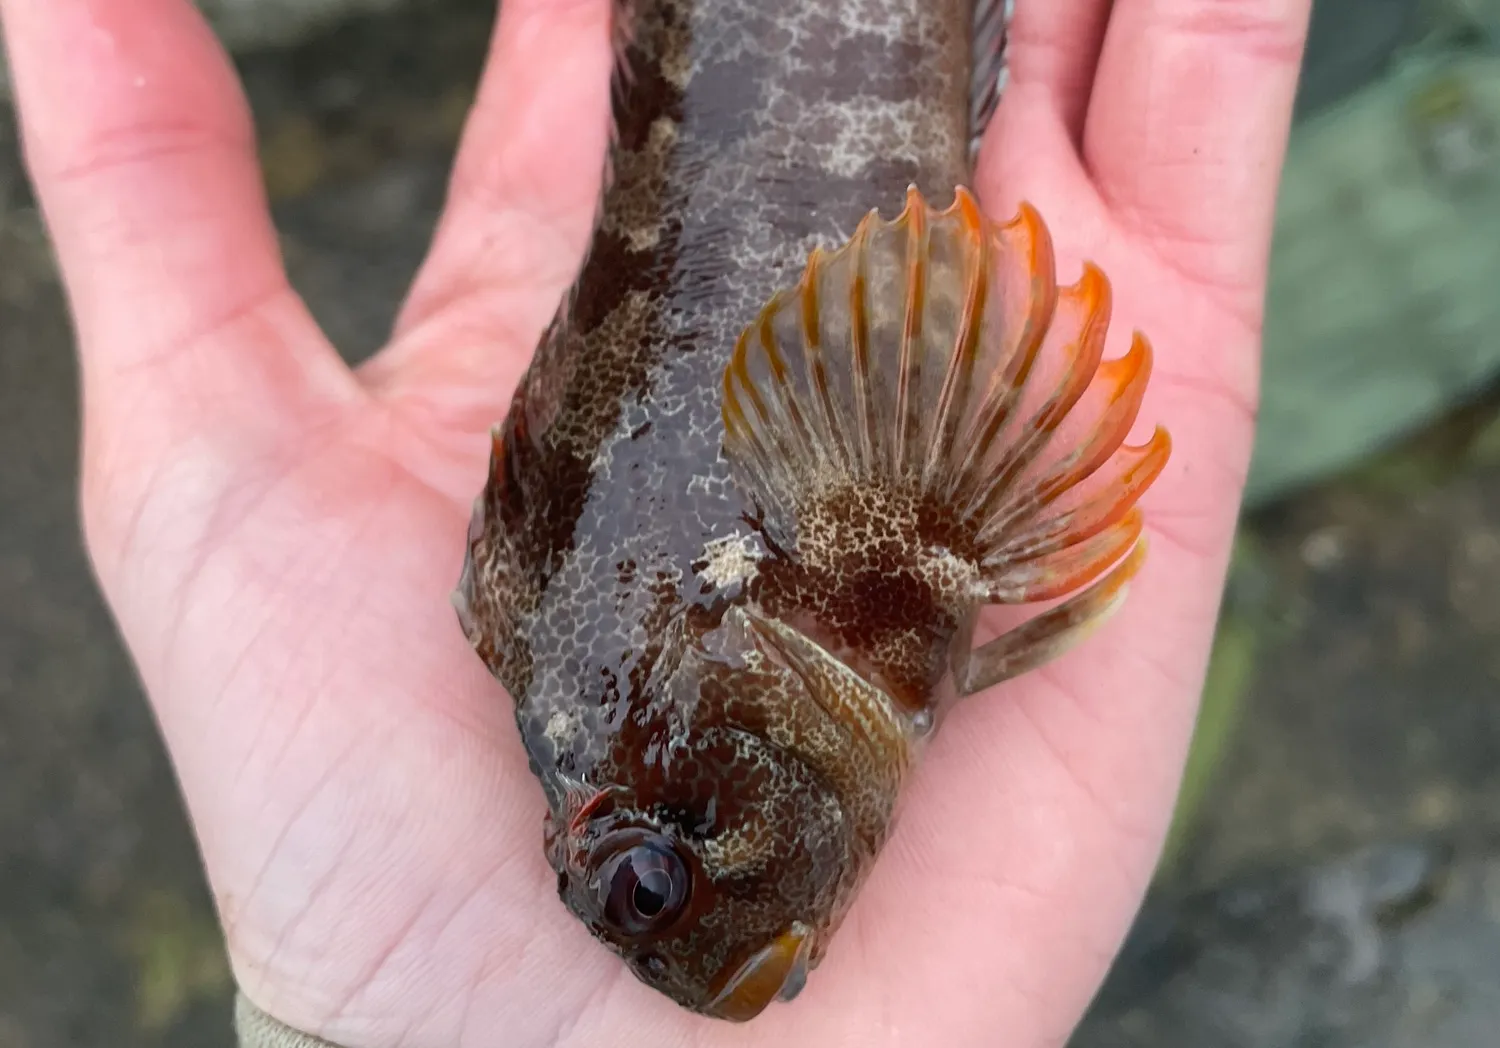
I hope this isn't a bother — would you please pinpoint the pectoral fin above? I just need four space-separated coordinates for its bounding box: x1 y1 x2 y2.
720 186 1170 703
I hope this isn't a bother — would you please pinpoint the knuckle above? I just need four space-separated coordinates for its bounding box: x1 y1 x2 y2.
46 113 253 189
1159 0 1311 67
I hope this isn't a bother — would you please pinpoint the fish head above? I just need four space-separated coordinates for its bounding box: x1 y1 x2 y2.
543 614 876 1021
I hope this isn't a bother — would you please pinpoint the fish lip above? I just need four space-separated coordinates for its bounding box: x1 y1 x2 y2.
701 921 816 1022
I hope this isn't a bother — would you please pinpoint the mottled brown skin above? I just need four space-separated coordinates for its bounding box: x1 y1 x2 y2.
456 0 1171 1022
456 0 991 1022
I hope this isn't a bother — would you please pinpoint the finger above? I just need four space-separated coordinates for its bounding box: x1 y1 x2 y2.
1083 0 1313 310
363 0 615 406
0 0 352 427
1001 0 1115 147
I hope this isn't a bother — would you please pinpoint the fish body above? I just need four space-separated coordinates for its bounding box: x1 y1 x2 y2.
455 0 1169 1022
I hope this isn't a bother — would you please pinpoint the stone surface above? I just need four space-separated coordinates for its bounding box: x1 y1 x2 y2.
1073 841 1500 1048
1177 446 1500 890
1077 410 1500 1046
195 0 435 47
1247 44 1500 505
1293 0 1424 120
0 0 440 97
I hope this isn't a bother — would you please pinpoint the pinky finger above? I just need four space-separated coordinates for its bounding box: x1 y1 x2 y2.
1083 0 1313 314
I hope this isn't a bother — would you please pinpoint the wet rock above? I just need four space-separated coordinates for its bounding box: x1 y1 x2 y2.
1073 841 1500 1048
277 156 453 360
1247 47 1500 507
1180 456 1500 889
0 0 447 98
193 0 440 49
1294 0 1424 120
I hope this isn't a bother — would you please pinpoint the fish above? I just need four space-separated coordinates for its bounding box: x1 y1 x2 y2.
453 0 1172 1023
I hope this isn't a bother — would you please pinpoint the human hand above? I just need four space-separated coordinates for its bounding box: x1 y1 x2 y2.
0 0 1309 1044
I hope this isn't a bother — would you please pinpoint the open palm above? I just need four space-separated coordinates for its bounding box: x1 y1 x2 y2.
2 0 1309 1045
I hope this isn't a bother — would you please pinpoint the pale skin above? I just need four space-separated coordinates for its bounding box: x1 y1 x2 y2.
1 0 1310 1044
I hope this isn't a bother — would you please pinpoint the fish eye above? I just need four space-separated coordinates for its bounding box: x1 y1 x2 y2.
595 837 690 937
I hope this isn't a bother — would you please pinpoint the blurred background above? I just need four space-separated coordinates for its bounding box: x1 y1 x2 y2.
1 0 1498 1044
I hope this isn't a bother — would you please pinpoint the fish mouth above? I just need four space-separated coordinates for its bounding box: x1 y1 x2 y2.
702 921 815 1022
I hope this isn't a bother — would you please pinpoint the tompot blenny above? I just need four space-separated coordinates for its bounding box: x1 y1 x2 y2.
454 0 1171 1022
